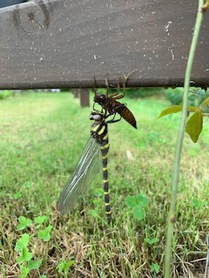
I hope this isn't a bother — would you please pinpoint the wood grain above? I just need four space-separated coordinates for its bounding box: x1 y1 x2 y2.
0 0 208 89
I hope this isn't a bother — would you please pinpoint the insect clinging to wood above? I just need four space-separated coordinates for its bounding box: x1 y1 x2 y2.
57 73 137 224
93 72 137 129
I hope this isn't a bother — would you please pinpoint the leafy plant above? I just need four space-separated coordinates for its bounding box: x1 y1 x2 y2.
15 215 51 277
88 188 105 222
160 85 209 144
15 234 42 278
164 2 205 277
13 192 22 200
125 87 164 98
57 258 75 277
0 90 12 100
34 215 48 228
38 225 53 242
145 237 159 245
125 194 149 220
165 87 208 106
191 198 208 209
150 263 160 274
17 216 33 231
159 103 205 143
165 88 184 105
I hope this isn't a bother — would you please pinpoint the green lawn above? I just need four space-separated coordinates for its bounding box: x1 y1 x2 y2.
0 92 208 277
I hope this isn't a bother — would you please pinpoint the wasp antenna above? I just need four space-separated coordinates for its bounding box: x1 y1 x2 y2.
121 75 128 96
117 80 120 92
104 78 108 87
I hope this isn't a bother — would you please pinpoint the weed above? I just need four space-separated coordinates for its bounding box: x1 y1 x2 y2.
125 194 149 221
57 258 75 277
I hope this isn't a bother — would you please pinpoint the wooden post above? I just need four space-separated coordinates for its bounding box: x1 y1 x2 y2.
80 89 90 107
71 89 80 98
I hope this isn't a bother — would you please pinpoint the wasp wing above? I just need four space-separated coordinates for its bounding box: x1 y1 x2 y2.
57 138 101 215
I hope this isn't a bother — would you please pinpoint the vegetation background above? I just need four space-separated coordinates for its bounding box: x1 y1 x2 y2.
0 90 208 277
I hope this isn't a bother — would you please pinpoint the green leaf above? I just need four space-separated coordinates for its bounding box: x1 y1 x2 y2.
88 209 99 218
196 88 207 96
93 188 104 197
186 111 203 143
20 265 30 278
13 192 22 200
135 195 149 207
58 258 75 274
22 181 32 188
125 196 137 208
187 106 200 112
158 105 182 118
17 216 32 231
38 225 52 242
28 259 42 270
15 234 31 251
145 237 159 245
191 198 207 209
159 105 199 118
133 206 145 220
200 96 209 108
150 263 160 273
17 247 33 263
125 194 149 208
34 215 47 226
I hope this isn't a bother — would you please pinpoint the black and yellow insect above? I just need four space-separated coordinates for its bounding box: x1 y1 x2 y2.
57 110 120 224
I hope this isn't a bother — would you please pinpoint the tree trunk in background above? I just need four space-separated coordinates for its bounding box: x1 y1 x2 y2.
71 89 80 98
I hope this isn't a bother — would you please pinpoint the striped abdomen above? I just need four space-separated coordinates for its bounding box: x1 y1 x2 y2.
100 136 111 224
91 117 111 224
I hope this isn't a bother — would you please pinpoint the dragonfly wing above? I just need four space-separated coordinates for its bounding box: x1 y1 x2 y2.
57 138 101 214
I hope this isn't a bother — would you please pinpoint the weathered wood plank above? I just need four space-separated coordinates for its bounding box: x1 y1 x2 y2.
0 0 208 89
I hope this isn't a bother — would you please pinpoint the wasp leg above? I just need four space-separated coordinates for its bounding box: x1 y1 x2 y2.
122 69 138 95
111 92 125 100
105 112 121 124
104 77 110 97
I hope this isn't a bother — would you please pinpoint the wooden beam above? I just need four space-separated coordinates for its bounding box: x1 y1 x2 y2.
0 0 208 89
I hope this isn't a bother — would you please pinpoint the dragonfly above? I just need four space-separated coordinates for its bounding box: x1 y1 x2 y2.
57 110 120 224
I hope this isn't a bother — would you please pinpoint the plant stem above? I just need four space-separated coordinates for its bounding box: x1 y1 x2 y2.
164 2 204 277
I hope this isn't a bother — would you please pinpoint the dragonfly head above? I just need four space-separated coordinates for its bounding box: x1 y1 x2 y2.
89 111 104 122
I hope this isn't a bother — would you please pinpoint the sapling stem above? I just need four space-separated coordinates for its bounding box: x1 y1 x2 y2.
164 1 204 277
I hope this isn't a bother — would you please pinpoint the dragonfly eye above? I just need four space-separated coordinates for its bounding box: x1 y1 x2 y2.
89 112 103 121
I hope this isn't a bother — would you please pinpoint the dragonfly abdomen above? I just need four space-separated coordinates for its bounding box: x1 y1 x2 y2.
101 144 111 224
90 111 112 224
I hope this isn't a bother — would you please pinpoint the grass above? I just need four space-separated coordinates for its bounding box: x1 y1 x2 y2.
0 92 209 277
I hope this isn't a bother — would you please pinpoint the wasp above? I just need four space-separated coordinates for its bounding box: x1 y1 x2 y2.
93 73 137 129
